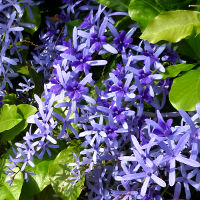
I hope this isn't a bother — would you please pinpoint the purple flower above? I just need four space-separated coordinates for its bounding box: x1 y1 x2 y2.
105 124 118 140
114 30 133 52
71 53 92 73
0 11 24 44
116 150 166 197
141 41 166 72
146 110 173 137
90 32 107 52
66 80 87 100
112 64 126 80
176 165 200 199
160 133 200 186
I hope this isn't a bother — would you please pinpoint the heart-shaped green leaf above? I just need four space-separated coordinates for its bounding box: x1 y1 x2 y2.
0 104 23 133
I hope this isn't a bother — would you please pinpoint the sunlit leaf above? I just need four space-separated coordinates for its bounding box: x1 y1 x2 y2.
140 10 200 43
0 104 23 133
161 63 197 79
169 68 200 111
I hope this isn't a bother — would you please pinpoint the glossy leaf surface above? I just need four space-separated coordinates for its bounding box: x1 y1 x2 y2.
169 68 200 111
140 10 200 43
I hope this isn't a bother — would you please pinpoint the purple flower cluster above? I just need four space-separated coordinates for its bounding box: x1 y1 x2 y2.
6 87 60 184
0 0 36 90
6 1 200 199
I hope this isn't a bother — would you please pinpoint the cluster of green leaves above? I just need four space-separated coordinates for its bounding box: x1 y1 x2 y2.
95 0 200 111
0 140 84 200
0 103 37 143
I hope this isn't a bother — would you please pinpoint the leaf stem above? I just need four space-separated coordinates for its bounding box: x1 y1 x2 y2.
189 5 200 7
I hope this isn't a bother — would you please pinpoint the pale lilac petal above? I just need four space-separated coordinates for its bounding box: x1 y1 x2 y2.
155 62 165 72
102 43 118 54
140 176 150 197
107 23 119 37
73 26 78 49
9 27 24 32
80 73 93 85
99 17 108 36
179 109 196 133
82 95 96 104
60 53 76 61
174 133 189 155
169 158 176 186
77 30 89 38
176 155 200 167
155 44 166 57
3 56 17 65
131 135 144 155
124 73 133 88
97 106 110 113
119 156 136 162
115 172 146 181
87 60 107 66
109 73 119 85
47 135 57 144
173 182 181 199
79 131 91 137
55 45 68 51
151 174 166 187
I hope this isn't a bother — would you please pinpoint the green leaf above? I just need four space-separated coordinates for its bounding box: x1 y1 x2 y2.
161 63 197 79
169 68 200 111
0 105 37 142
3 94 22 105
0 104 23 133
31 160 52 191
66 20 82 38
0 120 27 142
21 6 41 35
177 33 200 61
128 0 163 31
17 104 37 119
140 10 200 43
17 65 30 76
28 66 44 96
48 140 85 200
0 167 23 200
156 0 192 10
20 160 53 198
95 0 130 11
129 0 196 31
115 16 134 32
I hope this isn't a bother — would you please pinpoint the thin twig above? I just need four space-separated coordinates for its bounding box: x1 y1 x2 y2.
22 40 39 47
189 4 200 7
143 111 180 118
53 26 65 50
